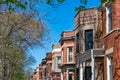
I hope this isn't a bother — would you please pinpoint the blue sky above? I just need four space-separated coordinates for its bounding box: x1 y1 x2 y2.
27 0 101 69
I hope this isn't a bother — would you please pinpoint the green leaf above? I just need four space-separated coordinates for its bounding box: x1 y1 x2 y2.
57 0 64 2
20 4 26 9
24 1 28 5
101 0 107 3
0 0 2 3
46 0 52 4
101 0 115 3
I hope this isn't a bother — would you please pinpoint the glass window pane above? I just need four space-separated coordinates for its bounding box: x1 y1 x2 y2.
85 66 91 80
85 30 93 50
57 56 61 69
68 47 72 62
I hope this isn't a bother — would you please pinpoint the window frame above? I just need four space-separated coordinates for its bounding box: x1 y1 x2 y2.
106 3 112 33
107 56 113 80
76 32 80 54
57 56 61 69
85 29 93 51
67 46 73 62
85 66 92 80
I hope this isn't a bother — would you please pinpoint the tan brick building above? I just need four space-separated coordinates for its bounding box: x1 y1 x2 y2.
60 31 75 80
74 8 104 80
51 44 61 80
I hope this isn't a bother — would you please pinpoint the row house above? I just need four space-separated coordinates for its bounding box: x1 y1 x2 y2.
32 0 120 80
32 52 52 80
32 33 75 80
102 0 120 80
74 0 120 80
74 8 104 80
51 44 61 80
46 52 52 80
60 31 75 80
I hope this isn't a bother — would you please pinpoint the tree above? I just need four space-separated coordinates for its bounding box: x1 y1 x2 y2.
0 12 47 80
0 0 49 79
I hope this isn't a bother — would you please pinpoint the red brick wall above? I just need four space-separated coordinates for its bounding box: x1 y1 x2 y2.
102 6 106 36
103 0 120 80
112 0 120 29
46 53 52 78
63 72 66 80
113 34 120 80
63 47 67 64
104 31 118 49
62 40 75 64
104 56 107 80
46 63 50 77
62 31 74 37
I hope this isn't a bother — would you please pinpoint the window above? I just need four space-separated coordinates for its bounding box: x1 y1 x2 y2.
76 33 80 54
85 30 93 50
106 4 112 33
44 68 46 76
85 66 91 80
107 57 113 80
57 56 61 69
76 68 79 80
69 74 72 80
67 47 73 62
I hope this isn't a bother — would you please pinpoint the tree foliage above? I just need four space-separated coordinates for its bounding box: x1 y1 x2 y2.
0 11 47 79
0 0 116 11
0 0 49 79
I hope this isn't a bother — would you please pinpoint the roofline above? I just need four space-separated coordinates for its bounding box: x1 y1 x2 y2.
59 36 75 43
52 44 60 48
74 7 98 18
61 30 74 37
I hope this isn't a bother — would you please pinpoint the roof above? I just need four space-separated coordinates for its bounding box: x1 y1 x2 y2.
74 7 98 18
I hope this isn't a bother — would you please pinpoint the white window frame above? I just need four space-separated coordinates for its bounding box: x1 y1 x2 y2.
106 3 112 33
67 46 73 63
56 56 61 69
107 56 113 80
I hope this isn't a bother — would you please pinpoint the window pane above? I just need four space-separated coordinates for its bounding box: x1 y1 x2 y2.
76 33 80 53
76 68 79 80
68 47 72 62
57 56 61 69
108 5 112 31
69 74 72 80
50 63 52 72
85 66 91 80
85 30 93 50
107 4 112 33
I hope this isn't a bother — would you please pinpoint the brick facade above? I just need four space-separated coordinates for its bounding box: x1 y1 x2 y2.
60 31 75 80
46 52 52 80
51 44 61 80
102 0 120 80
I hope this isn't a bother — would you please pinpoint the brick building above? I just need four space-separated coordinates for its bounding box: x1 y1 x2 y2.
74 8 104 80
32 52 52 80
32 65 42 80
102 0 120 80
39 64 43 80
46 52 52 80
32 1 120 80
51 44 61 80
60 31 75 80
